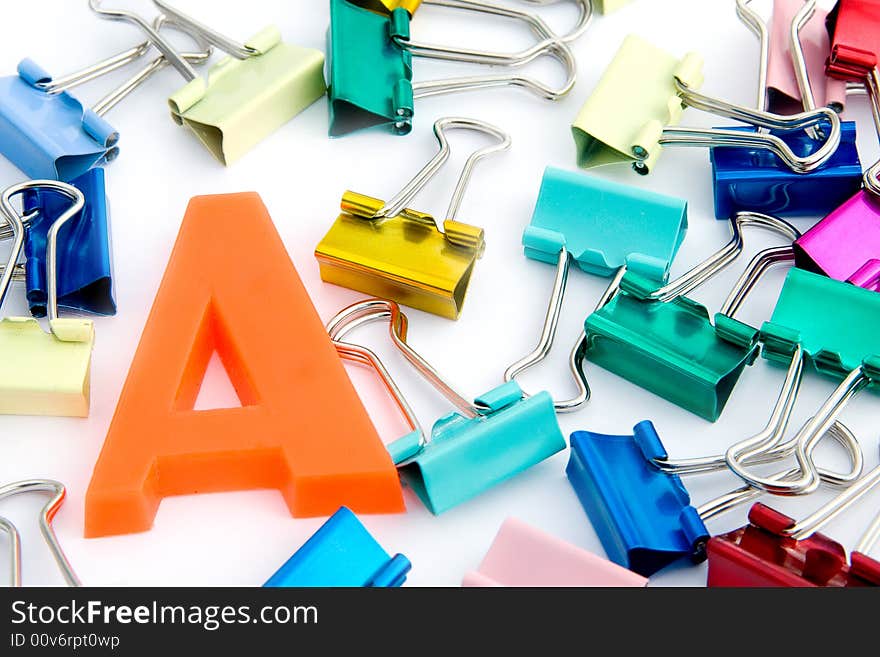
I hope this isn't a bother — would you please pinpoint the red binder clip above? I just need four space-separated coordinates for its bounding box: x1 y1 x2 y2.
825 0 880 80
708 446 880 587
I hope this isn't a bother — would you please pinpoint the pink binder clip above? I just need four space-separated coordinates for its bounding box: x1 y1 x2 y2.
765 0 847 112
462 518 647 587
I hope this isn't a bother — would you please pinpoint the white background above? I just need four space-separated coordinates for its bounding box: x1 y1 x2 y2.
1 0 877 588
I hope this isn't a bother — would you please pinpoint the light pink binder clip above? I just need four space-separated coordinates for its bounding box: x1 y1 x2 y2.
742 0 847 113
462 518 647 587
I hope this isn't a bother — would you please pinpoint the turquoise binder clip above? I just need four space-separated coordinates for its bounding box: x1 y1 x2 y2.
264 507 411 587
327 0 578 137
505 167 688 412
328 299 565 515
0 17 209 180
583 212 801 421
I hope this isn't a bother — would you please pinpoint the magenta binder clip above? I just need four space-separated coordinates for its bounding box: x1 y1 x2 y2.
462 518 647 587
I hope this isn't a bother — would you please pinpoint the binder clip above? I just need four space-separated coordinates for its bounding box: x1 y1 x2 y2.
0 14 210 180
708 450 880 587
583 212 800 421
315 117 510 320
794 71 880 291
756 0 848 113
264 507 410 587
711 1 862 219
0 480 80 587
327 0 578 136
825 0 880 80
328 299 566 515
90 1 326 166
347 0 423 15
462 517 648 587
11 168 115 317
725 268 880 496
572 34 841 175
504 167 688 412
596 0 632 13
0 181 95 417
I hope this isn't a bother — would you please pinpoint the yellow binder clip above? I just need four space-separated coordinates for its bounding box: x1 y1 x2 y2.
0 181 94 417
596 0 631 12
90 1 326 166
348 0 423 15
315 117 511 320
572 34 841 175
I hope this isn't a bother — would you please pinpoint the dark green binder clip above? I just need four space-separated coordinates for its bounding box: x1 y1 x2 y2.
583 211 801 421
327 0 581 137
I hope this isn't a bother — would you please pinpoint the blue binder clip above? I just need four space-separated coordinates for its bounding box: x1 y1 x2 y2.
505 167 688 412
710 1 862 218
19 168 115 317
327 0 578 137
567 413 862 577
328 299 566 515
0 17 209 180
264 507 411 587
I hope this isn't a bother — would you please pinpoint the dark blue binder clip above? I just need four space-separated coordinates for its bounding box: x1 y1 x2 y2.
20 168 116 317
263 507 411 587
567 421 710 577
710 0 862 218
710 122 862 218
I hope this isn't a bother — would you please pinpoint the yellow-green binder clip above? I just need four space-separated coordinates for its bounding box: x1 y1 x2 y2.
90 1 326 166
596 0 632 13
572 34 840 175
0 181 94 417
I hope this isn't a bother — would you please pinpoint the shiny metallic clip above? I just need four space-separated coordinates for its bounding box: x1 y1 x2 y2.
572 34 841 175
505 168 688 412
264 507 411 587
462 517 648 587
328 299 565 515
0 181 95 417
711 1 862 219
567 416 861 577
0 16 209 180
709 450 880 587
583 212 800 421
327 0 582 136
0 480 80 587
316 117 510 320
89 1 324 166
726 269 880 495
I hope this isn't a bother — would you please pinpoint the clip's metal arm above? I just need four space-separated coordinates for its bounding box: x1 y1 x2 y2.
89 0 200 82
0 480 80 587
151 0 261 58
735 0 769 113
328 299 479 422
504 257 625 413
34 39 153 95
727 365 874 496
372 117 510 225
634 211 800 304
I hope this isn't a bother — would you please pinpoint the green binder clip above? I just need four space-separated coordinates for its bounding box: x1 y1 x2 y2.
328 299 565 515
583 211 801 421
90 1 326 166
505 167 688 412
327 0 580 137
572 34 840 175
0 181 95 417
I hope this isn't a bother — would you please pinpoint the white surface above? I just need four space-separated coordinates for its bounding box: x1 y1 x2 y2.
1 0 877 588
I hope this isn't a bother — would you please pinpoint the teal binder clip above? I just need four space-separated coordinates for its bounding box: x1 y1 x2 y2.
328 299 565 514
264 507 410 587
583 212 801 421
327 0 578 137
505 167 688 412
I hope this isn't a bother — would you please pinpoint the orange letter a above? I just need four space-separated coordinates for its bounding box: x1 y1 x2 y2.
85 193 404 537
